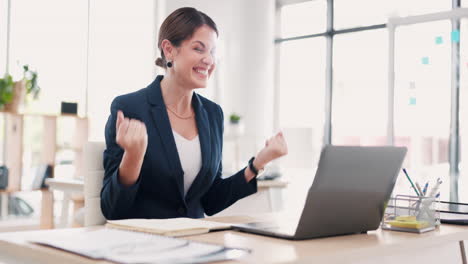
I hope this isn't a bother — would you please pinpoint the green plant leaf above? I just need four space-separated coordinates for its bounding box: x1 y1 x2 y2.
0 74 14 105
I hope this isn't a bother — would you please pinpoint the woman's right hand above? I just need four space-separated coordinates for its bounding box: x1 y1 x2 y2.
115 110 148 186
116 110 148 160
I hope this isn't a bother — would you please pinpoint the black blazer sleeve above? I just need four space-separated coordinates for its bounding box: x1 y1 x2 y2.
100 97 142 220
201 105 258 216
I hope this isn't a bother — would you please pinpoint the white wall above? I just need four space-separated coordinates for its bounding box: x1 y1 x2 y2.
162 0 276 166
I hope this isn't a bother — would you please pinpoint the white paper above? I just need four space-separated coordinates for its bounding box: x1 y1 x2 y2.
30 228 247 264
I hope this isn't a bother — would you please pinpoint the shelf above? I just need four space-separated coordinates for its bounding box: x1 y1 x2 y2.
0 111 87 119
55 145 83 152
0 188 48 194
0 111 88 230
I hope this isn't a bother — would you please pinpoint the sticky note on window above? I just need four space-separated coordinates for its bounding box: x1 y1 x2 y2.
422 57 429 65
435 36 443 44
409 97 416 105
451 30 460 43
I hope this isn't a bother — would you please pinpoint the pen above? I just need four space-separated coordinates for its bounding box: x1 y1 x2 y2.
435 192 440 199
428 178 442 198
422 181 429 196
415 182 424 197
403 168 420 196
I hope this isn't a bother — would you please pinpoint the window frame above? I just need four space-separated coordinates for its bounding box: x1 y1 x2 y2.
274 0 464 201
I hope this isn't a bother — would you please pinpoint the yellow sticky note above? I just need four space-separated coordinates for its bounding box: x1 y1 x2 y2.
395 215 417 222
388 220 429 229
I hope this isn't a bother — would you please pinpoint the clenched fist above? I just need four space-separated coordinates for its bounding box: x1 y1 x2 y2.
116 110 148 159
254 131 288 169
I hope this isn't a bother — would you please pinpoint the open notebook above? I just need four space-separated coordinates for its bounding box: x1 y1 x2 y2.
106 217 231 237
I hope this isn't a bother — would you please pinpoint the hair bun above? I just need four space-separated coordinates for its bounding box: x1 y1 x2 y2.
155 57 165 68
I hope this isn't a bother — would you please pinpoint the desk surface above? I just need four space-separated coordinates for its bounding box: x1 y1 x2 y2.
0 214 467 264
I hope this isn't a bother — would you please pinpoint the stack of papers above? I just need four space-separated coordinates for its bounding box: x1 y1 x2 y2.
31 228 249 264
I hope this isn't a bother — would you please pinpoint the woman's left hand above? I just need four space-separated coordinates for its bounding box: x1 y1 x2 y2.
254 132 288 169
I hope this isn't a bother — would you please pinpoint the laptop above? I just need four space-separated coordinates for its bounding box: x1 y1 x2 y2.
233 145 407 240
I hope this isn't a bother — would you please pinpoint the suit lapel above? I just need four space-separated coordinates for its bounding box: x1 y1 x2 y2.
186 93 212 200
147 76 184 199
146 76 213 201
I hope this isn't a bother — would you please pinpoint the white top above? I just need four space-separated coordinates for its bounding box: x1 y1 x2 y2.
172 130 202 196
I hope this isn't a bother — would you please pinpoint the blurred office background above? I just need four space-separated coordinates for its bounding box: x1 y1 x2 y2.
0 0 467 230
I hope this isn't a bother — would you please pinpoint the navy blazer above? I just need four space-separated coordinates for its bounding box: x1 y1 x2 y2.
101 75 257 219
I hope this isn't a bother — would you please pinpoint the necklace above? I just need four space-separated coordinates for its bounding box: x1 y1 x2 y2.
166 106 194 120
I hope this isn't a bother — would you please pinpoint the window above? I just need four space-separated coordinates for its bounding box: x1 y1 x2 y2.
9 0 88 115
280 1 326 38
87 0 154 141
7 0 155 142
278 38 326 168
334 0 451 30
460 18 468 202
0 0 7 163
332 29 388 146
334 0 392 29
277 1 468 206
391 0 451 17
0 0 7 76
393 20 452 200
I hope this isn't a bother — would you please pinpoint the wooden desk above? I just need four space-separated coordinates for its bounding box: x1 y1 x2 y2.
0 214 467 264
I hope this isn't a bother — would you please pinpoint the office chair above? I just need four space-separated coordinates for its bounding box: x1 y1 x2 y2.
83 141 106 226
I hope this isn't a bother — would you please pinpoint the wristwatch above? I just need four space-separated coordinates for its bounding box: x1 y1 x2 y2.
248 157 265 177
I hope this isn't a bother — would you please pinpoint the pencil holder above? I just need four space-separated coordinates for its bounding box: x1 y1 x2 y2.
382 195 440 233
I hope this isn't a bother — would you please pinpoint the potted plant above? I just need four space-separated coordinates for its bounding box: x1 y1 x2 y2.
0 74 14 109
229 113 241 124
228 113 244 135
0 65 40 113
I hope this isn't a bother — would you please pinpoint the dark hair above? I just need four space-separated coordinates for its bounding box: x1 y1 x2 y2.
155 7 218 69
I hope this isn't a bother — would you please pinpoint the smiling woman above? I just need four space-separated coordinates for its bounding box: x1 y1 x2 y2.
100 7 288 220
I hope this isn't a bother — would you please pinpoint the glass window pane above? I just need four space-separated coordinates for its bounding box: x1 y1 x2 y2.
87 0 154 141
393 0 452 17
334 0 451 30
9 0 88 115
280 1 326 38
334 0 392 29
278 37 326 169
393 20 451 200
460 18 468 203
332 29 387 147
0 0 7 76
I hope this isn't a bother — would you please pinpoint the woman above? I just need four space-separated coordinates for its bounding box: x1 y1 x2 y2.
101 7 288 220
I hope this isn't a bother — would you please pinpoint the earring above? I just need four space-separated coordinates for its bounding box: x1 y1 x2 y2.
166 61 173 68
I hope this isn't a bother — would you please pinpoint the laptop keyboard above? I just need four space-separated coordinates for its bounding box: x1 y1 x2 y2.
246 221 297 233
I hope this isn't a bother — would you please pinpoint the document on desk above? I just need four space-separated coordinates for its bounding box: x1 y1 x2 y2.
30 228 249 264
